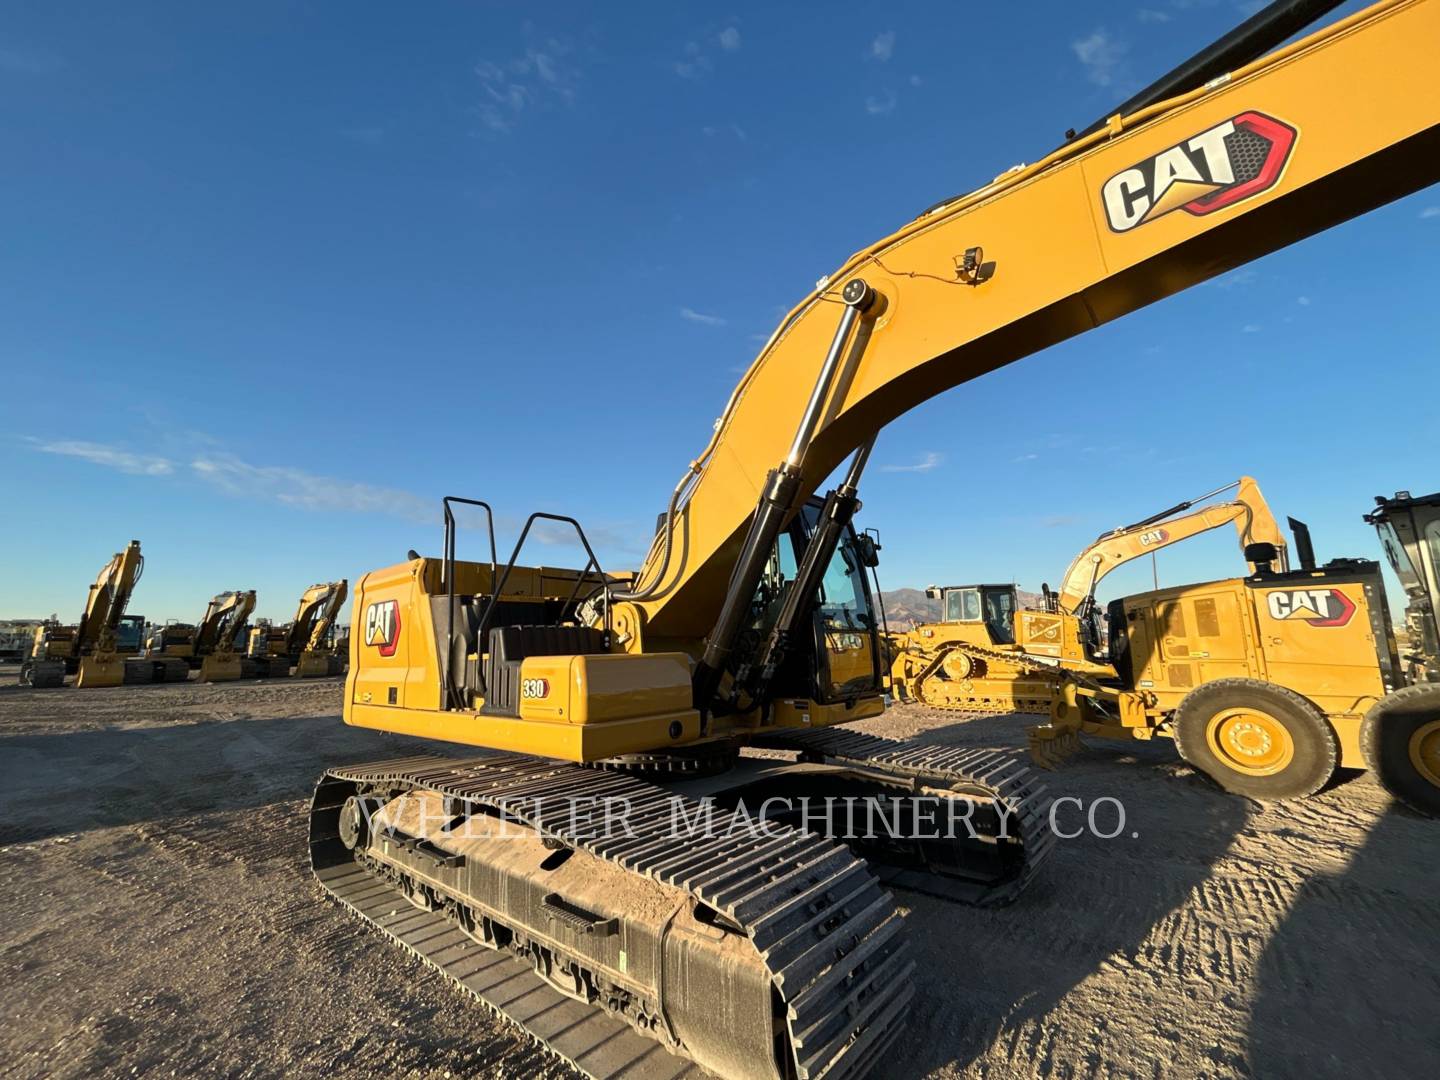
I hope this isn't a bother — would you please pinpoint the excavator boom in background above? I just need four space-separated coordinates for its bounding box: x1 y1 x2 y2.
309 2 1440 1077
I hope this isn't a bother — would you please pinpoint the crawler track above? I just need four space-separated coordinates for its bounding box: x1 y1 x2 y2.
748 728 1053 905
311 754 916 1080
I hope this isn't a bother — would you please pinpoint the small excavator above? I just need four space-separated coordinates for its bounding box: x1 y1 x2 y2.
146 590 257 682
888 477 1289 725
248 581 348 677
306 2 1440 1076
19 541 186 687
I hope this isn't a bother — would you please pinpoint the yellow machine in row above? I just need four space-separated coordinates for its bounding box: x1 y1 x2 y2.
247 581 348 677
310 3 1440 1077
1040 491 1440 810
19 541 168 688
888 477 1289 719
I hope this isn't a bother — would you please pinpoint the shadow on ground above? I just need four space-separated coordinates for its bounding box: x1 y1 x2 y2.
1248 804 1440 1076
0 715 441 844
876 714 1254 1075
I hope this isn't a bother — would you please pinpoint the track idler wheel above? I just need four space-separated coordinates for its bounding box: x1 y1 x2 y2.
338 796 371 850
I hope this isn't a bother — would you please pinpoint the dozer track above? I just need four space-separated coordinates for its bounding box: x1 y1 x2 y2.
311 753 916 1080
747 728 1053 906
897 640 1068 716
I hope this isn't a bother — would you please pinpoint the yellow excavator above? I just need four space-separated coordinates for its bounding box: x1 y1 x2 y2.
889 477 1290 719
247 581 348 677
148 591 257 681
307 2 1440 1076
19 541 183 687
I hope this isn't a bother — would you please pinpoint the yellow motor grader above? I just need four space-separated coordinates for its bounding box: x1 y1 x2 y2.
1037 489 1440 813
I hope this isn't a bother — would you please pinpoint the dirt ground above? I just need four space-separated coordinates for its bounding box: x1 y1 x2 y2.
1 668 1436 1079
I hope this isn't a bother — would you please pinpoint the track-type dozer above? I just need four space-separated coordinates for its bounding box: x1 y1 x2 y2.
311 0 1440 1073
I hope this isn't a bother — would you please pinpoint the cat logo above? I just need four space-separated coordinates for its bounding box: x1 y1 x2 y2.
1264 587 1356 628
1101 111 1297 233
1137 528 1169 548
364 600 401 657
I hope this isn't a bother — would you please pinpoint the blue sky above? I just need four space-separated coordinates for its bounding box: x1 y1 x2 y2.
2 0 1436 626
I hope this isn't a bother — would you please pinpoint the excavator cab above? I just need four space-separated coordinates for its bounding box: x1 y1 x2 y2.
750 500 885 704
1367 490 1440 683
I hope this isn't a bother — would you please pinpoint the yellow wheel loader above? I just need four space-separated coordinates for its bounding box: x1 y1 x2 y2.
307 2 1440 1075
1041 490 1440 814
889 477 1289 724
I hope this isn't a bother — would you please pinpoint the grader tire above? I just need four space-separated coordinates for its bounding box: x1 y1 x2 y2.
1174 678 1337 800
1361 684 1440 818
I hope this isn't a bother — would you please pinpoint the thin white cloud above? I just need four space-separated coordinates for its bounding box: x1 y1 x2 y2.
865 90 897 116
1073 30 1126 87
871 31 896 62
908 74 922 87
718 27 741 52
1013 453 1039 463
1242 323 1262 333
26 438 174 476
881 451 942 473
473 38 580 135
680 307 727 327
1297 296 1311 306
190 453 437 521
1136 8 1171 23
1421 206 1440 219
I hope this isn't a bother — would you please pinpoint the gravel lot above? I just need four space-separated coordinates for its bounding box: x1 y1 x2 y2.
1 669 1435 1078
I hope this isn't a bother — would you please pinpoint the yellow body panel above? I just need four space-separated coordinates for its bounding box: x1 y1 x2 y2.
199 653 243 682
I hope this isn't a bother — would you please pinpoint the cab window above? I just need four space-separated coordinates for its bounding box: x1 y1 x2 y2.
945 588 982 622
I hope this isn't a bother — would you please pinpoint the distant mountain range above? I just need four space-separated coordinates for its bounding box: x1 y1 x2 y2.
878 587 1044 629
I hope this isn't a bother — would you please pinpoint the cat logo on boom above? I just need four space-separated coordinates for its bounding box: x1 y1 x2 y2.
364 600 401 656
1264 587 1356 628
1101 111 1297 233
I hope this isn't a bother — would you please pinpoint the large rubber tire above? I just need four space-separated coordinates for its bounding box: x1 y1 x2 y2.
1361 684 1440 818
1174 678 1338 800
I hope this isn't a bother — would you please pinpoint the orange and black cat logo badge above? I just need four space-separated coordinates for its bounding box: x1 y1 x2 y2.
1101 111 1297 233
